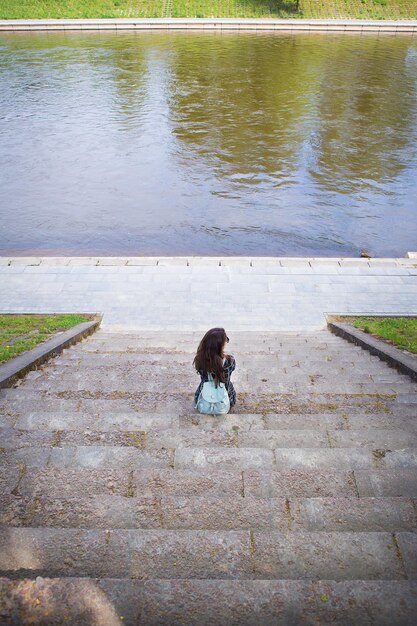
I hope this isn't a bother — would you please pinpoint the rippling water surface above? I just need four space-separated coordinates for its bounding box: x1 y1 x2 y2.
1 32 417 256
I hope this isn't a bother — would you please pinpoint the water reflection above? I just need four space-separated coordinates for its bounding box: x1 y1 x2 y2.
168 35 319 184
311 37 417 193
0 32 416 256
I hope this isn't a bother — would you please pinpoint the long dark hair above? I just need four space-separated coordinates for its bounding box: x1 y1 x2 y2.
193 327 228 386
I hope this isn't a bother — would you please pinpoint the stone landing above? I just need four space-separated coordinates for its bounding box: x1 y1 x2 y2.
0 256 416 330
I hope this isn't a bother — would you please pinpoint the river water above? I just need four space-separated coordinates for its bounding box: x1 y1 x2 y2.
1 31 417 256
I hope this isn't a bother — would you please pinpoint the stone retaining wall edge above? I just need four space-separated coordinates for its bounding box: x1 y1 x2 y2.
0 19 417 32
0 317 101 389
328 320 417 382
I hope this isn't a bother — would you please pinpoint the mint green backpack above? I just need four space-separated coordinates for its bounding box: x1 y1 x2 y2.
196 373 230 415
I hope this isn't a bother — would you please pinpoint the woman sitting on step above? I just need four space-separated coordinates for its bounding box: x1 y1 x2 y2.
193 327 236 415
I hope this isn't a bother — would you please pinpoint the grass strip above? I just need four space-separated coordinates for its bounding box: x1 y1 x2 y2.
340 316 417 355
0 314 90 364
0 1 416 20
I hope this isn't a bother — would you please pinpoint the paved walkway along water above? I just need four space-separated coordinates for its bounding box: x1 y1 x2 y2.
0 329 416 623
1 256 416 330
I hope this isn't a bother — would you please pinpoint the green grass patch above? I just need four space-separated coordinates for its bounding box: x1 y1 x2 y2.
0 1 416 19
341 316 417 354
0 314 90 364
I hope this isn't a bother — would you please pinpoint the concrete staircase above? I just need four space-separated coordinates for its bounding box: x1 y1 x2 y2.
0 330 416 624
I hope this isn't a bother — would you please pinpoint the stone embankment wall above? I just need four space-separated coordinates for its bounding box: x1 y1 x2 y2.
0 18 417 32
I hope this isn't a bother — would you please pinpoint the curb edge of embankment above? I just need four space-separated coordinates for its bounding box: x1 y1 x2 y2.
0 18 417 32
327 318 417 382
0 315 102 389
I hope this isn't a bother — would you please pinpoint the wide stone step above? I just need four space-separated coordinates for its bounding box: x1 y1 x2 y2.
174 447 417 470
0 445 175 470
33 365 406 386
3 427 416 451
347 414 417 432
282 380 415 391
288 497 417 532
244 469 417 498
69 349 368 360
0 428 237 450
3 392 415 421
0 427 206 448
0 528 414 580
83 337 367 349
0 411 357 433
19 377 414 395
183 412 417 432
3 445 417 471
327 430 417 449
54 353 384 367
16 361 414 387
4 466 363 498
354 469 417 497
0 495 285 530
2 578 416 626
12 412 179 432
5 464 417 499
1 495 415 533
57 353 195 366
77 338 362 352
50 349 385 362
8 467 244 498
3 388 414 412
5 410 417 433
1 390 190 414
238 429 417 450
